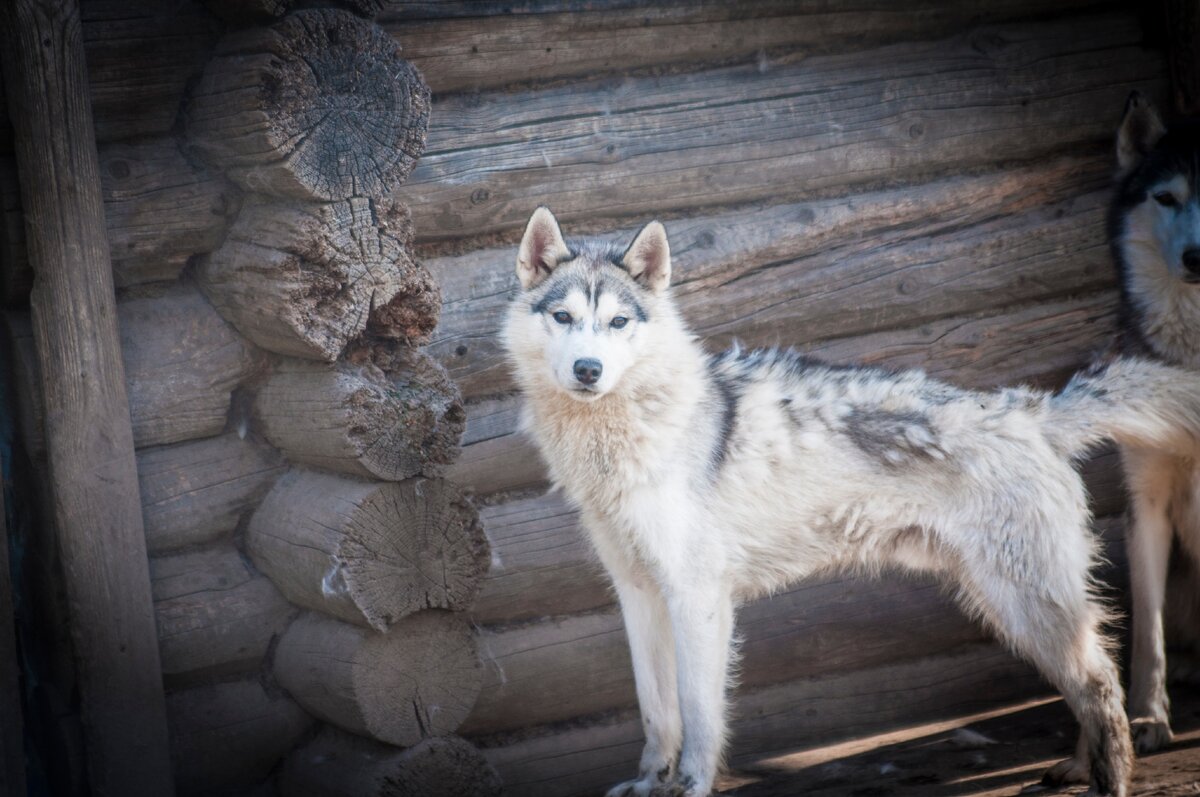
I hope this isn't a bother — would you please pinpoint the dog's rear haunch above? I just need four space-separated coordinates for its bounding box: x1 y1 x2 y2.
502 206 1200 797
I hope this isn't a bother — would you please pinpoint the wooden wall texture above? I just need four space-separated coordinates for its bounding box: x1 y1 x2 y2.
0 2 1165 796
379 1 1162 795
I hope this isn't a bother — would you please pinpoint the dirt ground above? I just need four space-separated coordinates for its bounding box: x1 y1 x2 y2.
717 686 1200 796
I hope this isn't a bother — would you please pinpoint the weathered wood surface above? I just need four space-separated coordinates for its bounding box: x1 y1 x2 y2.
481 643 1046 797
396 14 1158 241
453 291 1121 498
167 678 313 797
121 286 260 449
274 611 482 746
187 9 430 201
100 137 232 288
138 432 285 554
247 470 488 631
279 727 503 797
0 1 174 792
9 140 231 296
198 196 439 361
383 0 1111 95
83 0 220 142
151 545 293 687
473 460 1124 628
254 353 463 482
427 157 1114 400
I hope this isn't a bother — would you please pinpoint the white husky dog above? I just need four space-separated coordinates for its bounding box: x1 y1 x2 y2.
502 206 1200 797
1108 92 1200 754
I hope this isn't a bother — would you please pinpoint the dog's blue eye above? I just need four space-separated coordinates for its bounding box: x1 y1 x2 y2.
552 311 572 325
1154 191 1179 208
611 316 628 329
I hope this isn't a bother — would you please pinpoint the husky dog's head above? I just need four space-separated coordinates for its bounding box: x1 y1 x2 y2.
502 207 672 400
1112 92 1200 286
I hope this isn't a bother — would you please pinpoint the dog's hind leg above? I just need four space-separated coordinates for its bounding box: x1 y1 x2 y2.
958 521 1132 797
1124 448 1178 754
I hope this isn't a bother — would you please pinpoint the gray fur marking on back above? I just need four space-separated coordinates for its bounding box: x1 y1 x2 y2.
843 407 943 466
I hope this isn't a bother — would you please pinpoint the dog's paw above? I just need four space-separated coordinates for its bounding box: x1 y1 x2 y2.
605 779 656 797
1131 717 1173 754
649 774 709 797
1041 756 1088 787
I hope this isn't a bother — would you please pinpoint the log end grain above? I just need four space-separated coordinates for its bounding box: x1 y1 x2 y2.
198 196 435 360
248 471 489 631
186 8 430 201
255 351 464 482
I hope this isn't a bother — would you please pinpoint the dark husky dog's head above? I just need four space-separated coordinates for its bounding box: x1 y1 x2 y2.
502 207 676 400
1110 92 1200 363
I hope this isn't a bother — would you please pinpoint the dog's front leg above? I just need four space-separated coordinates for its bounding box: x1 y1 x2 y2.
592 537 681 797
662 581 735 797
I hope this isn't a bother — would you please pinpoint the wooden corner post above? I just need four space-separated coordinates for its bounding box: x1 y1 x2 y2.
0 1 175 794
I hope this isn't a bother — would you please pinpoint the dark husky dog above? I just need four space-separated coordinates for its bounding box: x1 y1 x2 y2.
1109 91 1200 755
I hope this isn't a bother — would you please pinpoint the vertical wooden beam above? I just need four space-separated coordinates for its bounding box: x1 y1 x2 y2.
1166 0 1200 115
0 1 175 794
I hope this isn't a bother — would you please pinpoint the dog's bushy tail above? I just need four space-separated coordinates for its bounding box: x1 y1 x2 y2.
1042 356 1200 458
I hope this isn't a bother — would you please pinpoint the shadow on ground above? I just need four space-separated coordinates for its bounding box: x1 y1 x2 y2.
719 682 1200 796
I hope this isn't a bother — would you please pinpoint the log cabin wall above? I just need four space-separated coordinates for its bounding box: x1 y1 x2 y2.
377 1 1164 795
0 1 1169 796
2 1 501 795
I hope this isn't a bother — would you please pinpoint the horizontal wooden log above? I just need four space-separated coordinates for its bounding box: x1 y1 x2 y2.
151 545 294 687
383 0 1111 95
449 397 545 497
452 291 1121 498
279 727 502 797
121 286 261 448
100 137 233 288
396 13 1160 241
254 351 463 481
481 643 1046 797
247 470 488 631
426 156 1114 400
198 196 439 361
137 433 285 554
472 493 607 624
186 9 430 201
274 611 482 747
6 141 232 297
83 0 220 142
168 678 314 797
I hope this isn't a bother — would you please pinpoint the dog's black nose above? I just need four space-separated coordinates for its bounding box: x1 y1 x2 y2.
1184 248 1200 275
573 358 603 385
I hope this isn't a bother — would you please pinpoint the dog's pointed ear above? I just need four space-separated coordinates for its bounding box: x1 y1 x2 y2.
517 207 571 290
1117 91 1166 177
622 221 671 294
